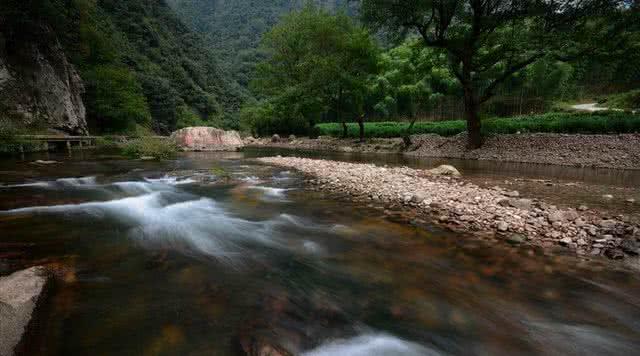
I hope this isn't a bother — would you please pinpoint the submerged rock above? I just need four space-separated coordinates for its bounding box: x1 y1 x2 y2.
0 266 49 356
171 127 243 151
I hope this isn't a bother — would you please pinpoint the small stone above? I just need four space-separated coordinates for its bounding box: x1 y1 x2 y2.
578 205 588 211
548 211 565 223
504 190 520 198
497 221 509 231
602 194 614 200
507 234 526 244
626 198 636 204
509 198 534 211
560 237 572 245
551 231 562 239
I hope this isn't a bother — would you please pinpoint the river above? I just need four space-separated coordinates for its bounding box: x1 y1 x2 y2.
1 150 639 355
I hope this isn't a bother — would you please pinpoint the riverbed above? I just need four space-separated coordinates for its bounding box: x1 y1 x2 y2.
1 150 640 355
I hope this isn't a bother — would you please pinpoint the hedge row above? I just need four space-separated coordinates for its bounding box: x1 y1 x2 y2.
315 112 640 138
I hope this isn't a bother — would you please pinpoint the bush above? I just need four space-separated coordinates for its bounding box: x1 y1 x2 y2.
120 137 178 160
315 111 640 138
0 120 42 154
605 90 640 110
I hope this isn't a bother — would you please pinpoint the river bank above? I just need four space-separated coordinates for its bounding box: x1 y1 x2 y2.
258 157 640 264
247 132 640 170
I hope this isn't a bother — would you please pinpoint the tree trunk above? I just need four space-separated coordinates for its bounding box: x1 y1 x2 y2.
403 113 417 146
357 114 365 143
463 85 482 149
342 121 348 138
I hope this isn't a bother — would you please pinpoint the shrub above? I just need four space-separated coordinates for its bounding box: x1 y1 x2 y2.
605 89 640 110
315 112 640 138
120 137 178 160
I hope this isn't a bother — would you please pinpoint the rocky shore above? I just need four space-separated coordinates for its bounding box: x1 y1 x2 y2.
247 132 640 170
259 157 640 263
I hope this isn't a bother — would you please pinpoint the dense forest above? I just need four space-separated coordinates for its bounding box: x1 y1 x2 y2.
1 0 639 142
1 0 245 135
166 0 357 87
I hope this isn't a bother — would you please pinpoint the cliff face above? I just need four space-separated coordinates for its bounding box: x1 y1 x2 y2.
0 27 88 135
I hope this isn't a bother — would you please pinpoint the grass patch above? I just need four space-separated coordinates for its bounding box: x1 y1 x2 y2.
316 112 640 138
120 137 178 160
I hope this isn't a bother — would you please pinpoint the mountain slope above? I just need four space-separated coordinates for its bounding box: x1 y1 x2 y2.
167 0 357 87
1 0 245 134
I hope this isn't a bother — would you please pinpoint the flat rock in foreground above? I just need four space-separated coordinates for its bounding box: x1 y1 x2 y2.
0 266 49 356
171 127 244 151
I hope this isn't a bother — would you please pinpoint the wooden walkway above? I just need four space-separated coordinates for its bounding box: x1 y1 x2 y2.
17 135 98 152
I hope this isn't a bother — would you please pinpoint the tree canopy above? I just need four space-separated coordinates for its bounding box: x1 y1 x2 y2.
360 0 636 147
242 5 379 138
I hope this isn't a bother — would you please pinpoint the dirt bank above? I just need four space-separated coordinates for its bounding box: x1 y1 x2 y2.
259 157 640 264
247 133 640 170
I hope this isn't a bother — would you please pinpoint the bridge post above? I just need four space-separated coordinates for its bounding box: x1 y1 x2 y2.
66 141 72 153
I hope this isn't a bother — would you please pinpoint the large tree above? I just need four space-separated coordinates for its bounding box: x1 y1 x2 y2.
249 5 379 138
360 0 634 148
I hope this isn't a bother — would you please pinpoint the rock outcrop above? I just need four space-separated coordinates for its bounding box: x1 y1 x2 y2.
171 127 244 151
0 27 87 135
0 266 49 356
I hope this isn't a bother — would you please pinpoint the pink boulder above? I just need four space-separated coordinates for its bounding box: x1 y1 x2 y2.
171 127 244 151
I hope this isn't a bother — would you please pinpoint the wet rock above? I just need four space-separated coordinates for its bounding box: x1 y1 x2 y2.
507 234 526 244
0 266 49 356
604 248 625 260
599 219 617 230
626 198 636 204
140 156 156 161
620 238 639 255
426 165 461 177
30 160 59 165
602 194 614 200
559 237 572 246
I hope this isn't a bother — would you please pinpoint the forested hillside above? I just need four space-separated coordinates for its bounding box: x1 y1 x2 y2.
166 0 357 87
1 0 244 134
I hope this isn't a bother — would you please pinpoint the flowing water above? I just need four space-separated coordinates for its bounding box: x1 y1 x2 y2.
1 151 640 355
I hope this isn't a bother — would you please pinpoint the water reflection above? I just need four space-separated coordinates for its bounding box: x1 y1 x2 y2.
0 152 639 355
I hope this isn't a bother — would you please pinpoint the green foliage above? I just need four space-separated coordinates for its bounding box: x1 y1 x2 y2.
166 0 357 87
360 0 635 147
316 112 640 138
368 38 458 119
84 65 152 133
244 5 379 136
120 137 178 160
176 105 207 129
605 90 640 110
5 0 245 134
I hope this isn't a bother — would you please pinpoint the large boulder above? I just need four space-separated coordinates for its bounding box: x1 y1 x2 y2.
171 127 244 151
0 266 49 356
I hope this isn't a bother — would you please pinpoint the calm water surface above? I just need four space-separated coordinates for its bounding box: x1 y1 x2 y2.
1 151 639 355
